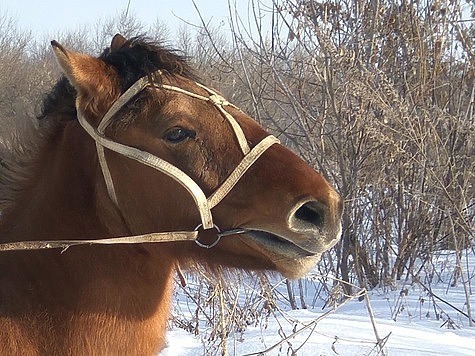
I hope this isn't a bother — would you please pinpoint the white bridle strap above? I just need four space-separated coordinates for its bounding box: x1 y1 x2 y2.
207 135 279 208
161 82 251 154
97 76 150 133
79 70 279 232
78 111 215 228
95 76 151 206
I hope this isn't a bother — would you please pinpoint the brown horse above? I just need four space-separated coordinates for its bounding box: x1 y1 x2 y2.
0 34 342 355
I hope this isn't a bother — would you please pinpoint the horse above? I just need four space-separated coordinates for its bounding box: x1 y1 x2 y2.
0 34 342 355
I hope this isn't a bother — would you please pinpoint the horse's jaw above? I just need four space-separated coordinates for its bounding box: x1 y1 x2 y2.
235 229 338 279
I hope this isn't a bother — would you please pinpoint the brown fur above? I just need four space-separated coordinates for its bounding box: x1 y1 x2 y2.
0 35 342 355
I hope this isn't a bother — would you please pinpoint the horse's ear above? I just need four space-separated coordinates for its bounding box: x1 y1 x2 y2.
51 40 118 116
51 40 113 94
110 34 127 52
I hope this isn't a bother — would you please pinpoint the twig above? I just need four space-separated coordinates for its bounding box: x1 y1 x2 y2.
363 288 389 356
417 279 475 324
217 280 229 356
242 288 368 356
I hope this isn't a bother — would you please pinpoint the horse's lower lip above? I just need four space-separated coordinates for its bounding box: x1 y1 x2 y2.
244 230 315 258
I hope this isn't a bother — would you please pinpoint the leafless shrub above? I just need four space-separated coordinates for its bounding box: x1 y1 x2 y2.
177 0 474 336
207 0 474 328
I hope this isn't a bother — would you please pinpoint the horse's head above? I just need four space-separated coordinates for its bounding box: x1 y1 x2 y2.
51 35 342 278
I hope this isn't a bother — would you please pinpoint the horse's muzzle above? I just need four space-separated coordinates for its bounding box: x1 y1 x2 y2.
287 195 343 254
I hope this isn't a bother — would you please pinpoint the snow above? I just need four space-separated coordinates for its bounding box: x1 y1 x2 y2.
161 250 475 355
163 302 475 355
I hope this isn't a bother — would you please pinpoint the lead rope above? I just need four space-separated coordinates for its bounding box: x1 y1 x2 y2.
0 228 250 252
0 231 199 252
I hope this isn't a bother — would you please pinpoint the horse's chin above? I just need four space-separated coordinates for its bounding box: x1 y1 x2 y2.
274 254 321 279
242 231 323 279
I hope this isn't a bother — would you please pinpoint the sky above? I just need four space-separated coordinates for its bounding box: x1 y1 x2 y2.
1 0 259 40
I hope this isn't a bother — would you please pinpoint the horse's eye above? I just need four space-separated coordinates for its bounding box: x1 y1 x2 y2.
164 127 196 143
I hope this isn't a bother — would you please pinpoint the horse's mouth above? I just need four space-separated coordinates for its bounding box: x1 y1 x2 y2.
243 230 316 259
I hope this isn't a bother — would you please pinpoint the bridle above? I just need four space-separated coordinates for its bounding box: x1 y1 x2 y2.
0 70 280 252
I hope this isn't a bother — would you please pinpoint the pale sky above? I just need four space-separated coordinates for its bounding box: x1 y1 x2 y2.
1 0 258 39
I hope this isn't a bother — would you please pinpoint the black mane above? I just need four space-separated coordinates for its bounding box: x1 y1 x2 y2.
102 37 197 91
39 36 197 121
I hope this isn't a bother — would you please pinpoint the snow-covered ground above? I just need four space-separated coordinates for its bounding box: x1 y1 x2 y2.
161 250 475 355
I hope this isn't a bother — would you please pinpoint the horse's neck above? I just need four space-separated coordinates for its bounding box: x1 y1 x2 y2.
1 124 101 240
0 124 174 354
0 246 174 353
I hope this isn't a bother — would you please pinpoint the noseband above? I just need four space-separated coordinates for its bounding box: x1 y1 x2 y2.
0 70 279 252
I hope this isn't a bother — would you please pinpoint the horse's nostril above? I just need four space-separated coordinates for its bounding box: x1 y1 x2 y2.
293 201 325 229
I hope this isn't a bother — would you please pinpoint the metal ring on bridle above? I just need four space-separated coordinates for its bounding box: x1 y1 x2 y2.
194 224 221 249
